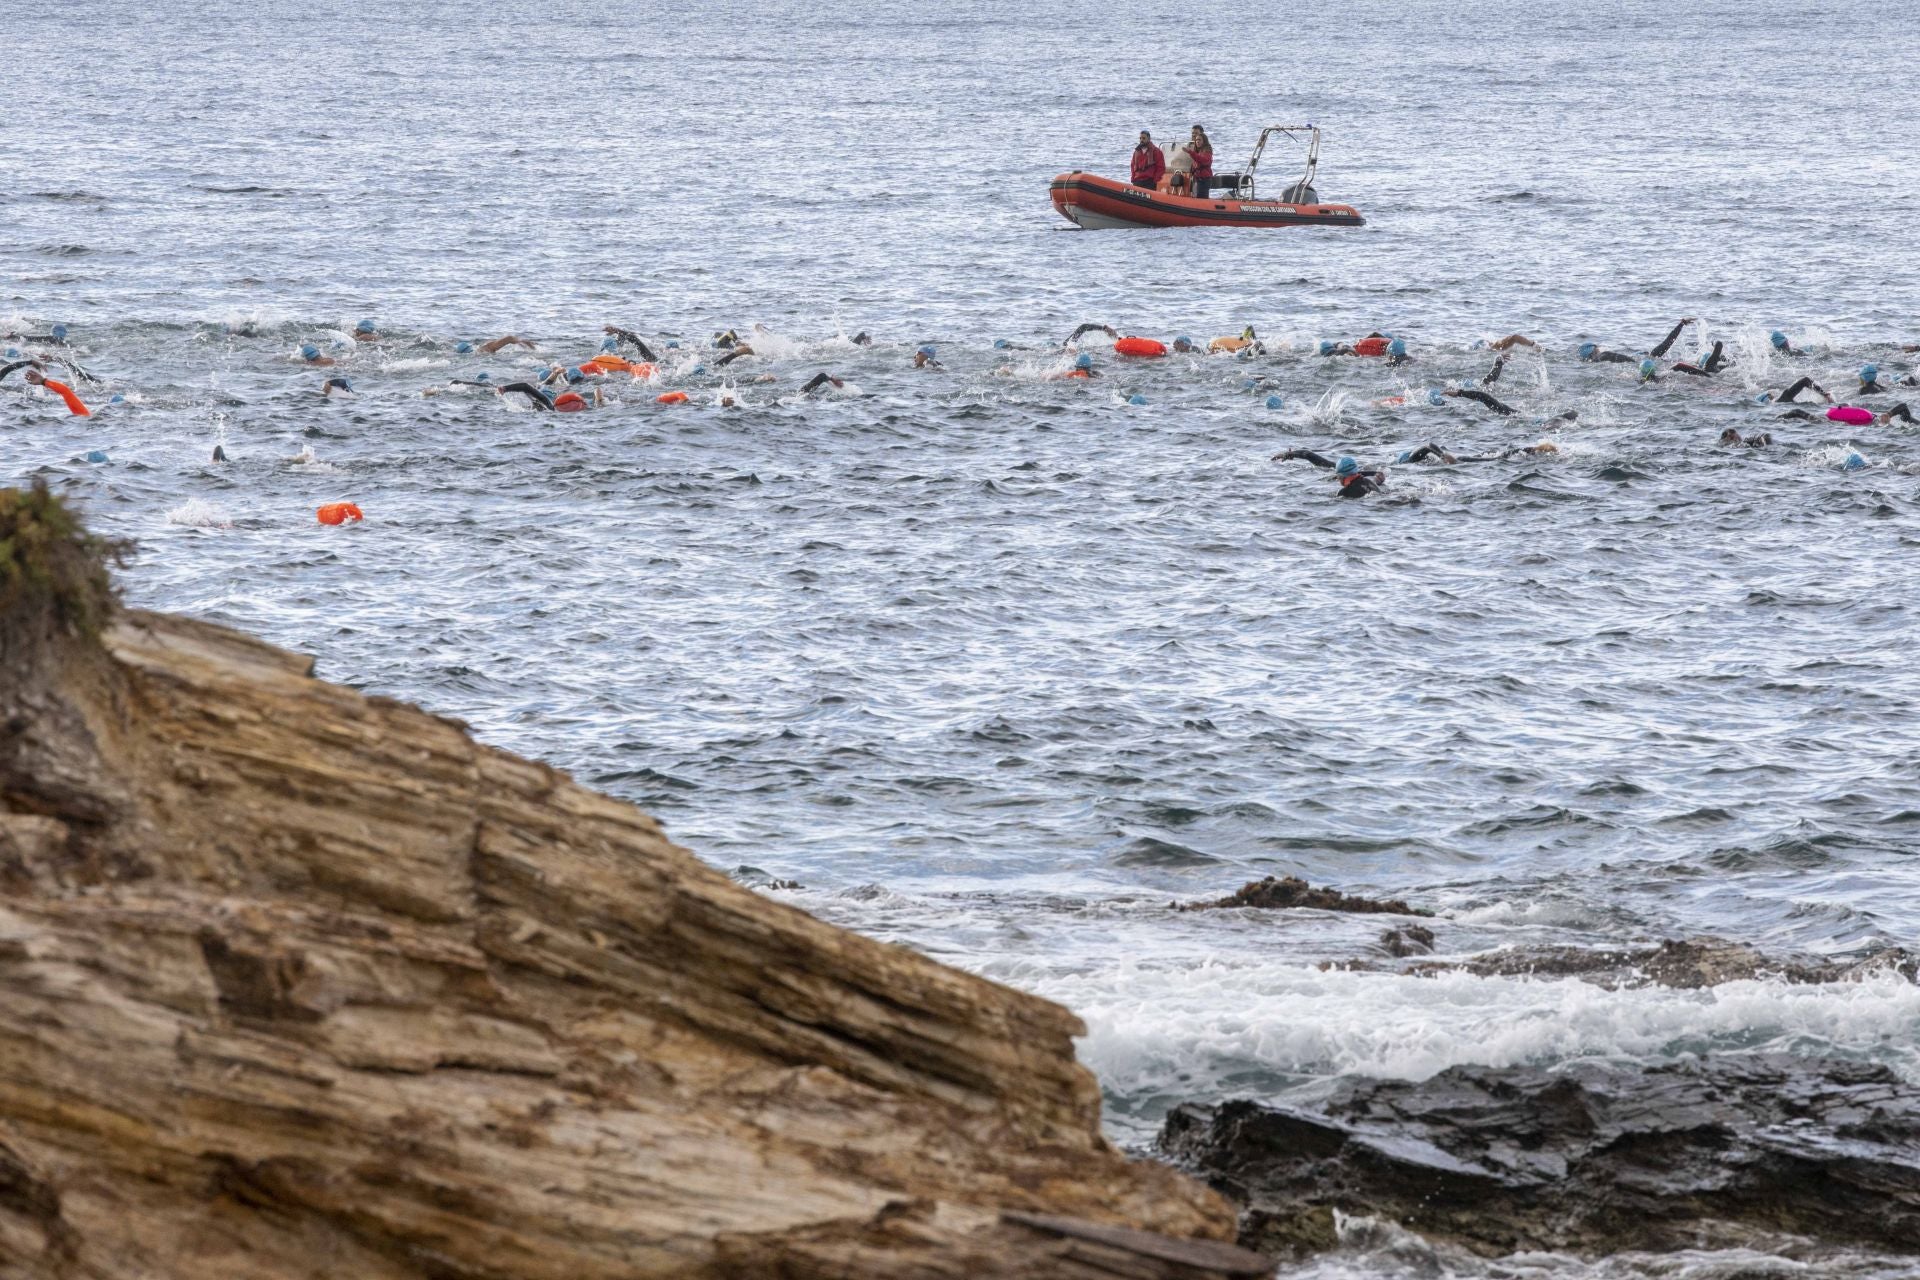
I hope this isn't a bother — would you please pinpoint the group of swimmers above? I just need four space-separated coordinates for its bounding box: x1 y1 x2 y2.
7 318 1915 490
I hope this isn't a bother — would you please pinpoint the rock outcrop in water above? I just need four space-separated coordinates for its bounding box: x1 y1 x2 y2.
1424 936 1918 988
0 484 1266 1279
1161 1054 1920 1260
1180 876 1427 917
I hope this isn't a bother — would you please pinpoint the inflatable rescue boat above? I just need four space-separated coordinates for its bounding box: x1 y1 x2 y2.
1050 124 1364 230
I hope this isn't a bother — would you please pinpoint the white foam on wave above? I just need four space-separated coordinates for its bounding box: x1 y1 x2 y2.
165 498 233 529
381 356 445 373
1308 388 1350 427
1021 961 1920 1100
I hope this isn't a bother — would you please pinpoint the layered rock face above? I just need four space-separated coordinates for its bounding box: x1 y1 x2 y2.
0 492 1261 1279
1161 1055 1920 1260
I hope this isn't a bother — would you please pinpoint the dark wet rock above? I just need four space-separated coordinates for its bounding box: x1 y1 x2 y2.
1423 937 1918 989
1160 1054 1920 1259
1179 876 1428 917
1378 924 1435 957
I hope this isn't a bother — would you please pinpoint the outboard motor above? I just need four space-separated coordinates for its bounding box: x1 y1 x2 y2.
1278 180 1319 204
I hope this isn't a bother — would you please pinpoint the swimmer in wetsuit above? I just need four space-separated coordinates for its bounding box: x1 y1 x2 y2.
913 346 943 369
211 444 228 463
1062 322 1119 349
714 346 756 368
1758 375 1832 405
1579 318 1694 365
321 377 353 398
1854 364 1915 395
601 326 659 361
297 343 337 367
353 319 379 342
1720 429 1774 447
1271 450 1387 498
1390 440 1562 465
1486 334 1537 352
1440 386 1518 416
497 381 554 410
800 372 847 394
1672 340 1729 377
21 368 90 416
2 323 69 345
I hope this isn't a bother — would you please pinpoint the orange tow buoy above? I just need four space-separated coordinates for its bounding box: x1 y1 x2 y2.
316 502 364 526
1353 336 1391 357
656 390 690 404
1113 336 1167 358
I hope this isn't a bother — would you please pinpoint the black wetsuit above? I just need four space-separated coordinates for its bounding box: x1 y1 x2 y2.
1284 449 1388 498
800 372 843 394
1885 403 1915 423
498 381 554 410
1587 349 1635 364
0 359 44 383
1675 340 1727 377
1649 320 1690 359
606 328 659 361
1775 376 1830 405
1482 354 1508 386
1448 388 1518 416
1063 322 1118 347
715 347 755 367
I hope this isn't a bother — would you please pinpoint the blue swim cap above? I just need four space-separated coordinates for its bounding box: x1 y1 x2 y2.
1128 394 1147 405
109 394 124 404
1639 358 1657 378
1861 364 1878 383
1265 394 1284 409
1769 331 1788 350
1177 335 1193 346
1578 342 1597 360
1755 391 1772 404
600 336 618 352
83 449 108 463
691 363 707 375
339 377 353 391
475 371 491 382
1075 353 1092 370
51 324 67 340
1471 339 1486 350
355 319 375 334
993 338 1010 349
1843 451 1868 471
917 345 936 358
4 348 16 359
1388 338 1407 357
1335 456 1359 478
1241 377 1257 390
300 343 320 360
566 368 585 383
1427 388 1447 406
665 339 680 349
1396 450 1414 463
1318 340 1337 356
454 340 474 354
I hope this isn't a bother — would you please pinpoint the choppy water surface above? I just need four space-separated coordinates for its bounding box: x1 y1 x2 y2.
6 1 1920 1273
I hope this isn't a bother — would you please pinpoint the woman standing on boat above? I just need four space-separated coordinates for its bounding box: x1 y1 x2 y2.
1188 125 1214 196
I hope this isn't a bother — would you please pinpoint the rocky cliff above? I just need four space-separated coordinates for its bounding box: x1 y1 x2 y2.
0 484 1264 1280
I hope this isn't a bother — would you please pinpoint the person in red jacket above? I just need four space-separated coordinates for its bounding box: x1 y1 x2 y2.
1187 125 1214 196
1130 131 1164 189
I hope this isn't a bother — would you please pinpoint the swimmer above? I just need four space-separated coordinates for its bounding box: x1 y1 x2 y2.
459 335 537 355
1172 335 1199 354
496 381 554 411
714 345 756 368
297 343 337 368
800 372 847 394
1486 334 1537 352
2 323 69 345
1271 450 1387 498
1877 403 1915 424
1062 322 1119 349
22 368 90 416
1058 352 1099 379
1319 332 1391 358
1854 364 1914 395
1392 440 1561 465
1579 318 1694 365
1440 386 1518 416
1209 327 1261 355
1769 330 1795 355
321 376 353 398
913 346 943 370
1672 340 1728 377
553 386 602 413
712 329 742 349
1481 353 1510 386
353 319 379 343
851 332 873 346
601 326 659 361
0 358 45 383
211 444 229 463
1719 429 1774 448
1757 375 1831 405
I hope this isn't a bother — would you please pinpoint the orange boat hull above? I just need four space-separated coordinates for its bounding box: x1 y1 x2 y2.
1049 172 1364 230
